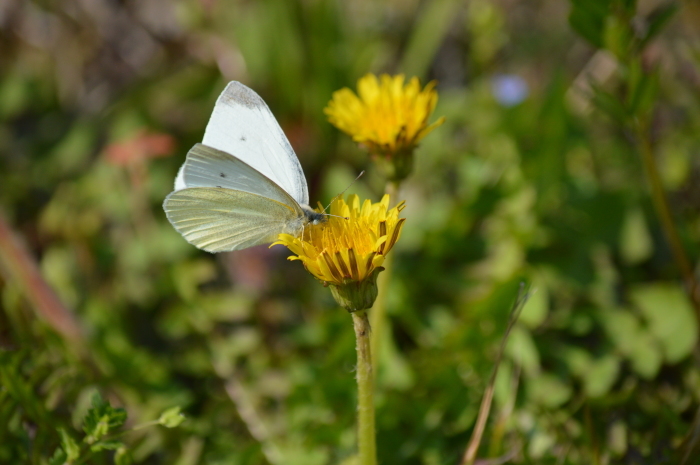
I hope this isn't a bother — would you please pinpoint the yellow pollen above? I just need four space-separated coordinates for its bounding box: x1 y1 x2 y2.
272 194 406 286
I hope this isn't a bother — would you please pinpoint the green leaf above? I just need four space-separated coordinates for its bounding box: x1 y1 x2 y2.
560 346 593 378
274 443 329 465
628 331 663 379
641 3 678 48
529 429 557 459
621 0 637 13
598 309 642 355
568 0 612 48
49 448 68 465
619 207 653 264
505 325 540 378
527 373 572 408
0 351 49 422
630 284 698 363
337 455 359 465
158 406 186 428
590 83 630 123
597 307 663 378
632 70 659 117
608 420 628 456
519 280 549 328
90 440 124 452
115 446 133 465
626 59 659 117
0 70 32 118
109 409 128 427
603 14 632 59
82 393 128 444
84 415 110 445
58 428 80 462
584 354 620 397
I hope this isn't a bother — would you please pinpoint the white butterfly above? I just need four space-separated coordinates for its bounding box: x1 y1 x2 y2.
163 81 324 252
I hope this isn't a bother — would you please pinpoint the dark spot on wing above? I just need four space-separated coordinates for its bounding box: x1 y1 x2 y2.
220 172 226 178
240 135 246 142
220 82 264 109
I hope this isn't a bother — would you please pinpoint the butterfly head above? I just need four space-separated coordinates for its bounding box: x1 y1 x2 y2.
302 206 326 225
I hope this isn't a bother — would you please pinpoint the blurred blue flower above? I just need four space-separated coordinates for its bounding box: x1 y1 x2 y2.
491 74 529 107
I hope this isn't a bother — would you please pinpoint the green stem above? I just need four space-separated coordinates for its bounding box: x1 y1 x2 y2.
370 254 392 374
385 180 401 204
130 419 160 431
352 310 376 465
635 118 700 316
73 419 165 465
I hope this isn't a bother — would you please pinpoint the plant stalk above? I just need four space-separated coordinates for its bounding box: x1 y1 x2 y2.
0 209 84 345
635 119 700 316
370 254 392 373
352 310 377 465
460 285 528 465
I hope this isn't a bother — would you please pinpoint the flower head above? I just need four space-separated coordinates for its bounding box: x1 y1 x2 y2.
325 74 445 180
273 194 406 311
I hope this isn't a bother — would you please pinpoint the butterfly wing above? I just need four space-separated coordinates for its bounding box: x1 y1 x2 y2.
178 143 300 209
187 81 309 205
163 187 305 253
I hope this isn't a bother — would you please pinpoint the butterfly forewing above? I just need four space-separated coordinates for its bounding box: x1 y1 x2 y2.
181 143 299 208
201 82 309 205
164 188 305 252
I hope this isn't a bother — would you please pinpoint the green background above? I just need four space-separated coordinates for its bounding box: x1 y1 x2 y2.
1 0 700 463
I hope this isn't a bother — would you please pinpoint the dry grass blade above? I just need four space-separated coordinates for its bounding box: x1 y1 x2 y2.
460 283 530 465
678 405 700 465
222 376 284 465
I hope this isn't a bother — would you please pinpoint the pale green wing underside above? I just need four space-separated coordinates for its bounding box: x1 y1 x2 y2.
164 187 304 252
182 143 298 208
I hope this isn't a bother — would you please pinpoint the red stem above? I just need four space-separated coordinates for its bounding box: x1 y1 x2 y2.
0 209 83 342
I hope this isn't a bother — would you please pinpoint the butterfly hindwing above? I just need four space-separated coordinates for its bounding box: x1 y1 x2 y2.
163 187 304 252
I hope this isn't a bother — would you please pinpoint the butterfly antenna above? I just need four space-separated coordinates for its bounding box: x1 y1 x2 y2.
321 170 365 214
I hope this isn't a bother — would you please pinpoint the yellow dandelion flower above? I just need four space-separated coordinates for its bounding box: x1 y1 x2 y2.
325 74 445 180
273 194 406 311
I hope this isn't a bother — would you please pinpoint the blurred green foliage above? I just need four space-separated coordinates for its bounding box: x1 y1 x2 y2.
1 0 700 464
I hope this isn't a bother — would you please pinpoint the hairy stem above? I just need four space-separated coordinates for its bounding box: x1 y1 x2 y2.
352 310 377 465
